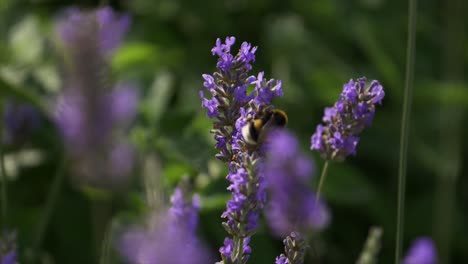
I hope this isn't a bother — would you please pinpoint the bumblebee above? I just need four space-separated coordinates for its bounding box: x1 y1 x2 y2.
241 109 288 145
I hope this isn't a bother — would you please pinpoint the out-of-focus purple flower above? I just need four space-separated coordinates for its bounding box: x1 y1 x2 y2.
54 6 137 190
120 216 211 264
201 37 284 262
111 83 139 124
57 6 129 55
0 232 16 264
264 130 330 237
311 78 384 161
402 237 437 264
119 188 212 264
276 255 289 264
96 7 130 53
3 100 41 145
275 232 307 264
0 251 15 264
169 187 200 233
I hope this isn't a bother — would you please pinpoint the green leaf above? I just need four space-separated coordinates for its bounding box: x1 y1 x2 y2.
144 70 174 125
199 193 230 211
9 15 43 65
33 64 61 93
112 42 160 72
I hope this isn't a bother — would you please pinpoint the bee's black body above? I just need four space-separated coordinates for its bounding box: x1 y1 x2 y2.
242 109 288 145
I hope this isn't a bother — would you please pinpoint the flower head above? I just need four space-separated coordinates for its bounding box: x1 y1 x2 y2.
403 237 437 264
3 100 41 145
120 187 211 264
57 6 129 55
54 7 137 189
311 78 384 161
275 232 307 264
169 187 200 233
264 130 330 237
201 37 284 262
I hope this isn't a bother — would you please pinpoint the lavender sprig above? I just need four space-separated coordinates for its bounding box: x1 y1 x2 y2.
311 77 384 203
311 77 384 161
201 37 283 263
275 232 307 264
264 129 330 237
120 187 210 264
54 7 137 189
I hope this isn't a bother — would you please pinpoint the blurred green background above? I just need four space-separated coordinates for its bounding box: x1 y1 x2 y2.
0 0 467 263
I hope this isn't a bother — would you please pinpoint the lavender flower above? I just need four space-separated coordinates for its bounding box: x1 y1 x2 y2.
311 78 384 161
264 129 330 237
402 237 437 264
54 7 137 189
57 6 129 55
169 186 200 233
120 187 211 264
3 100 41 146
275 232 307 264
0 232 16 264
201 37 283 263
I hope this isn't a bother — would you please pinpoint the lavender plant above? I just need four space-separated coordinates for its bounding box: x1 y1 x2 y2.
200 37 283 263
120 186 210 264
311 78 384 161
54 7 138 189
275 232 307 264
311 78 385 200
263 129 330 237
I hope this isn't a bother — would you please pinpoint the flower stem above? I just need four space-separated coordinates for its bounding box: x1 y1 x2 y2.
0 132 7 229
315 161 330 203
99 220 113 264
32 157 67 259
231 236 243 263
395 0 417 263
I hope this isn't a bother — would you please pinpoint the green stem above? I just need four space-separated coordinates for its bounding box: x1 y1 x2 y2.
395 0 417 263
315 161 330 203
0 129 7 229
32 158 67 259
236 236 244 263
91 198 113 261
99 222 112 264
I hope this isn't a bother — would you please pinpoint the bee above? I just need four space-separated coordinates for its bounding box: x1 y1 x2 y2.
241 109 288 145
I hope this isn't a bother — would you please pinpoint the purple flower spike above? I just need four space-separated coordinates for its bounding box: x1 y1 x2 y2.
403 237 437 264
3 100 41 145
275 232 307 264
96 7 130 53
169 187 200 233
311 77 384 161
201 37 284 262
57 6 129 56
119 187 211 264
54 6 137 190
264 129 330 237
